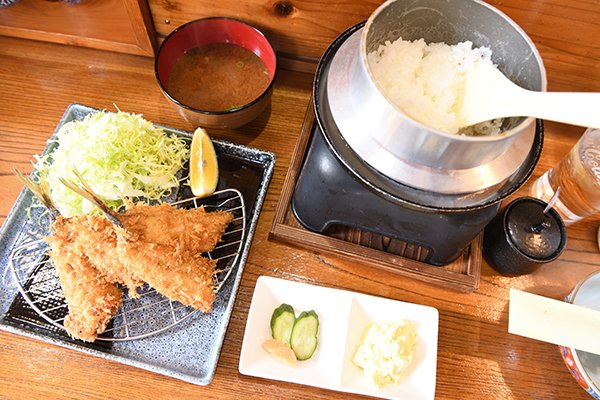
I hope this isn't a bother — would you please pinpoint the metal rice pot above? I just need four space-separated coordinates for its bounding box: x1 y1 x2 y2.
327 0 547 194
309 21 543 266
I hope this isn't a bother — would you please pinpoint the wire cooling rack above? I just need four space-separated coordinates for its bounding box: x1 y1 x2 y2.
8 188 246 341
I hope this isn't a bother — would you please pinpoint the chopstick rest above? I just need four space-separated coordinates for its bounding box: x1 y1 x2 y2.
508 289 600 355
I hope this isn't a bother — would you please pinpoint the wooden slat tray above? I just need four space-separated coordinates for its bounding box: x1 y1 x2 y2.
269 101 481 293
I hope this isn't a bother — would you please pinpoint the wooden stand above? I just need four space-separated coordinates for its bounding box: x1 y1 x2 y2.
270 101 482 293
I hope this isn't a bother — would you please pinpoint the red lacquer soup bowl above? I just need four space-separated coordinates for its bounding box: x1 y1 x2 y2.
155 17 277 129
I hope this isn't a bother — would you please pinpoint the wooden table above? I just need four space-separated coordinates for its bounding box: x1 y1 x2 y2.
1 1 599 398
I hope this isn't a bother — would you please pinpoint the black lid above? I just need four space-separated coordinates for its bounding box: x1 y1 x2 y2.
505 197 566 260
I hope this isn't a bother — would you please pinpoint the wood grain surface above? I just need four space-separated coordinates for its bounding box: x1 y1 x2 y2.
1 1 600 399
0 0 156 56
148 0 600 70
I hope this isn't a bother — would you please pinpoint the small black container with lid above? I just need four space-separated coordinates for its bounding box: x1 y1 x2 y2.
483 197 567 275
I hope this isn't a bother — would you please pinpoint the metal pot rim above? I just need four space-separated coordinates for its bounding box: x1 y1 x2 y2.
313 22 544 211
361 0 548 142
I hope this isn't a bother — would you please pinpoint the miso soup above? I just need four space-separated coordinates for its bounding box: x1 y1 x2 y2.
167 43 271 112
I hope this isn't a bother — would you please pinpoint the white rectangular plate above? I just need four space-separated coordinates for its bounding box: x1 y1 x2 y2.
239 276 438 399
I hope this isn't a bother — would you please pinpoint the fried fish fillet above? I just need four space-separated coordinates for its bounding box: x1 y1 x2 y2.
52 204 232 314
112 203 233 312
46 217 123 342
19 169 234 341
44 203 232 340
58 215 144 296
115 239 218 312
119 203 234 258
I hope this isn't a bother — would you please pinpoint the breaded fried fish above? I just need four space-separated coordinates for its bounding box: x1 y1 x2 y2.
15 169 122 342
61 175 233 308
51 203 231 312
115 239 218 312
46 217 123 342
119 202 233 257
16 168 234 342
53 215 144 296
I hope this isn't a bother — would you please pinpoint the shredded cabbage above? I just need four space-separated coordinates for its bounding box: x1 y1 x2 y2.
34 110 189 217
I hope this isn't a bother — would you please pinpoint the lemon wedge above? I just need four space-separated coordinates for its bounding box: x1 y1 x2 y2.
189 127 219 197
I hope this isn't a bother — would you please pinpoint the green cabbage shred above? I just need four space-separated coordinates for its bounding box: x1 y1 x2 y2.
34 110 190 217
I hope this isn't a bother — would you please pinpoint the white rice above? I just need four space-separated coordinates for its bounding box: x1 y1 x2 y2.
368 38 501 135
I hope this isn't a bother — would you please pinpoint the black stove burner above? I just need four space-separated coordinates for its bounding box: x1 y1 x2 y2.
292 125 506 265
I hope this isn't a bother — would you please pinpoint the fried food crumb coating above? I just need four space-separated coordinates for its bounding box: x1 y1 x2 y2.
44 204 233 341
46 219 122 342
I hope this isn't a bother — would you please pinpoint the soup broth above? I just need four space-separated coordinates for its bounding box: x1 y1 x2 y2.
167 43 271 112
